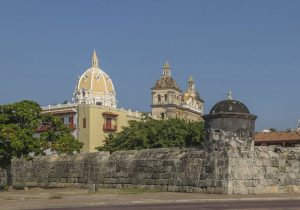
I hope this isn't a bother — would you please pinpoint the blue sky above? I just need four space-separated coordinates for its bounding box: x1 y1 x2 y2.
0 0 299 131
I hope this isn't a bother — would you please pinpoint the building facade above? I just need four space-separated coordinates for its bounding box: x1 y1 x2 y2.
151 62 204 121
40 50 142 152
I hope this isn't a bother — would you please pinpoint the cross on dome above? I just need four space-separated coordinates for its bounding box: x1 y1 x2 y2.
228 91 233 100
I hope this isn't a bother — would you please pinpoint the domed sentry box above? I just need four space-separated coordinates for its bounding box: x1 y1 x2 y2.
203 92 257 151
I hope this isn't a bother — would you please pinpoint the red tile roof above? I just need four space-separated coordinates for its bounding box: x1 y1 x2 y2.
255 131 300 142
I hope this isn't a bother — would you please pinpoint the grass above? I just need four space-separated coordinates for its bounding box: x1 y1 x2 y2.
13 185 25 190
95 188 162 195
48 195 63 199
3 197 17 200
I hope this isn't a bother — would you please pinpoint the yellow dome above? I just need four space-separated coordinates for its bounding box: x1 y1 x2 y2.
73 50 117 108
77 67 115 95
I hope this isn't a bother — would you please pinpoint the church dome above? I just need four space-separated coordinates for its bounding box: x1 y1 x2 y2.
209 92 250 114
73 50 117 108
210 99 250 114
152 76 181 91
152 62 181 92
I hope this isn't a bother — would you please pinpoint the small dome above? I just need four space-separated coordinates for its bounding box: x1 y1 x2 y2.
152 76 181 92
210 100 250 114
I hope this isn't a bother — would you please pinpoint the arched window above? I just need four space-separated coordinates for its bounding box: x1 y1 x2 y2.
158 95 161 102
164 94 168 102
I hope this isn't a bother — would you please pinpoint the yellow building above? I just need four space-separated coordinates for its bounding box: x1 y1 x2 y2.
151 62 204 121
41 50 142 152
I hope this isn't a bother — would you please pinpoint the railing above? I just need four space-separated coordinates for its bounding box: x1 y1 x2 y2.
42 103 78 110
103 124 117 131
36 125 50 132
42 103 143 118
36 124 76 132
68 124 76 129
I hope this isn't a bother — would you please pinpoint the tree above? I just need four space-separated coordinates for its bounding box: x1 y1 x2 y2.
0 100 83 186
39 114 83 155
0 100 43 186
97 118 204 152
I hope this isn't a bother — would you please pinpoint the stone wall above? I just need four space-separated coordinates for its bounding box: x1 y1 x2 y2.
1 146 300 194
0 168 6 186
228 146 300 194
7 148 229 193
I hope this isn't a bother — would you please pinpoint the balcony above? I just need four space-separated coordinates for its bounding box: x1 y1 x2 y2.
36 124 76 133
68 124 76 130
103 124 117 132
36 125 50 133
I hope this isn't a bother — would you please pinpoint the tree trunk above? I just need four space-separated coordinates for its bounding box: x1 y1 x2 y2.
5 163 13 187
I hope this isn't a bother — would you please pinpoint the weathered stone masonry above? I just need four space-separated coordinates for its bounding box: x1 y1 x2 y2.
0 168 6 186
1 146 300 194
228 146 300 194
1 148 229 193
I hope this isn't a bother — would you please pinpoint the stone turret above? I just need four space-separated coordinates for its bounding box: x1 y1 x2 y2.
203 92 257 151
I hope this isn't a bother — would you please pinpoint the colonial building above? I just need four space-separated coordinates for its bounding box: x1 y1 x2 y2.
39 50 142 152
151 62 204 121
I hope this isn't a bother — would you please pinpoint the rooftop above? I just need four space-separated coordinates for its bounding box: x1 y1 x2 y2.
255 131 300 142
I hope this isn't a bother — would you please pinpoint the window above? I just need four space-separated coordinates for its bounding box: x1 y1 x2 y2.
96 102 102 106
164 94 168 102
158 95 161 102
106 117 112 126
61 118 64 123
83 118 86 128
102 112 118 131
69 116 73 124
160 113 165 119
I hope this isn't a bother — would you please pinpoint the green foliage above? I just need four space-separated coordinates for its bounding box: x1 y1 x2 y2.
97 118 204 152
39 114 83 155
13 184 25 190
0 101 42 168
0 100 83 185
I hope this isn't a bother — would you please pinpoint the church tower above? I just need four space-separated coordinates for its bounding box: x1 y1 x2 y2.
151 62 182 119
182 76 204 115
151 63 204 121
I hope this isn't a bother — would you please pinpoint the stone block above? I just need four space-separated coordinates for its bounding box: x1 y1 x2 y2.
206 187 215 194
262 159 270 167
265 186 279 193
253 186 266 194
284 185 300 193
270 159 279 167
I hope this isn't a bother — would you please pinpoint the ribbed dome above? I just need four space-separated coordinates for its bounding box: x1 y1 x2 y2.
210 100 250 114
77 67 115 94
152 76 181 91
